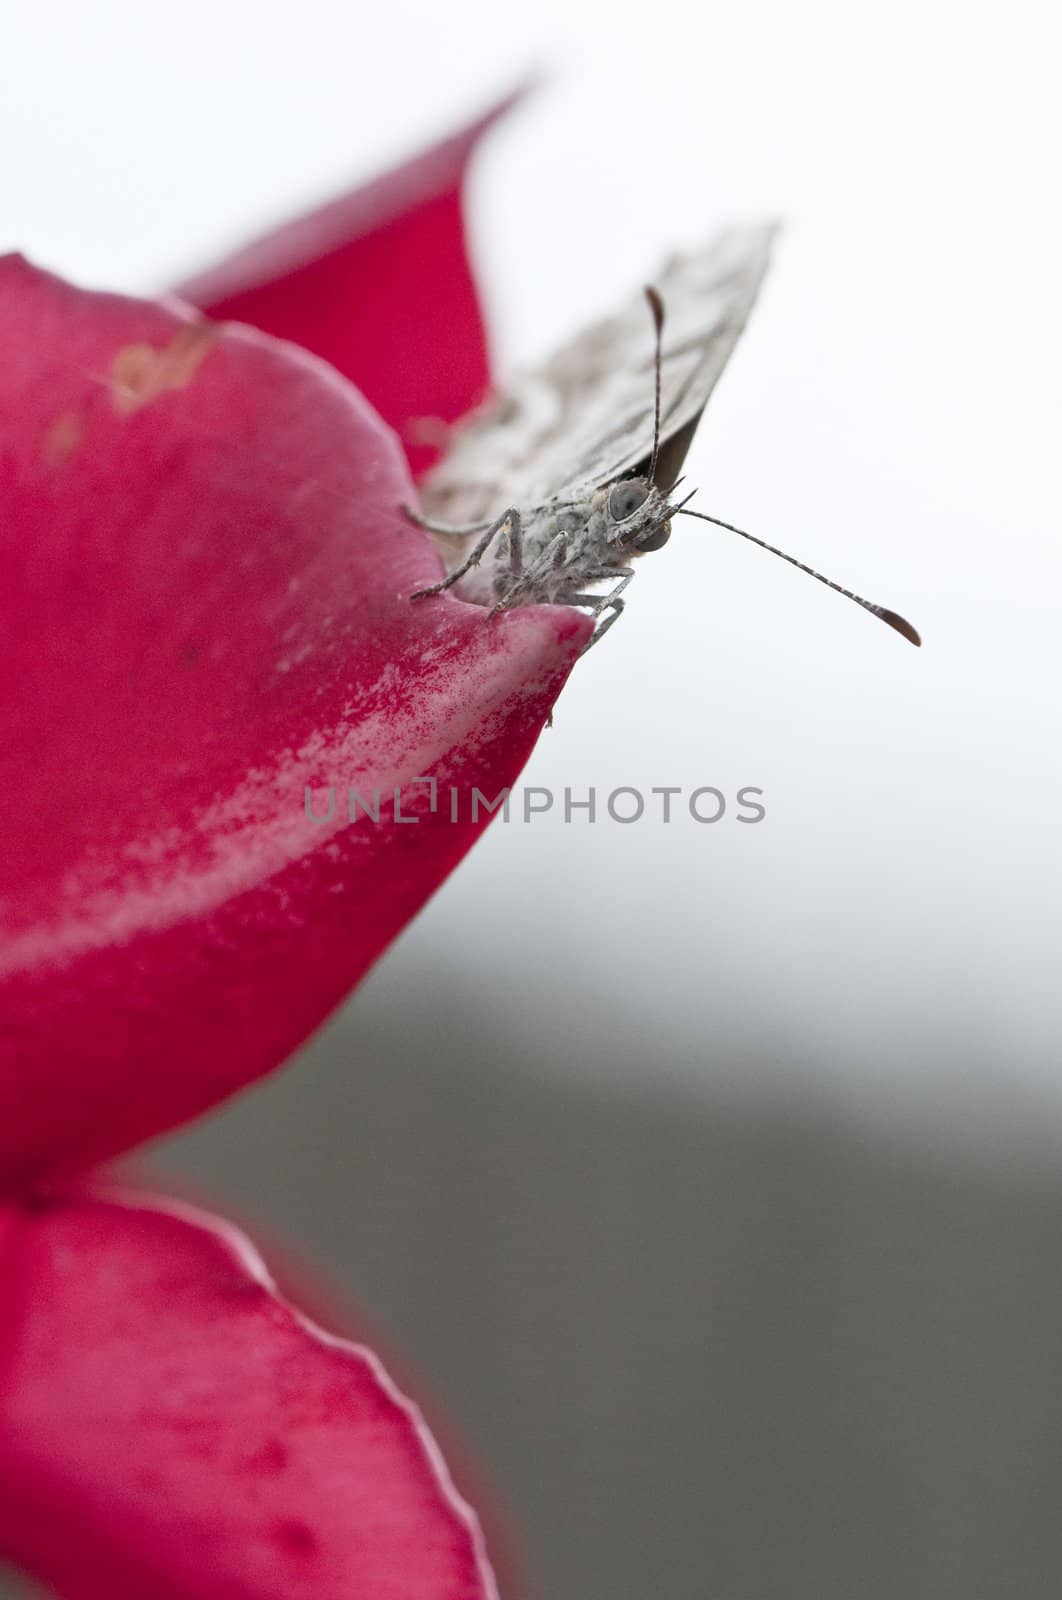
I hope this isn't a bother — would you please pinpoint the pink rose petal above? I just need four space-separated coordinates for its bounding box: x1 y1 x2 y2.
0 1187 498 1600
0 257 589 1188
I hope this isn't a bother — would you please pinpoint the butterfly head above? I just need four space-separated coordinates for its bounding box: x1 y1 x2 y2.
605 475 673 553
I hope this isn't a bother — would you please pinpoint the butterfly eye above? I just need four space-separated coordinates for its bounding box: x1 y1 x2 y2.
608 479 650 522
635 521 671 553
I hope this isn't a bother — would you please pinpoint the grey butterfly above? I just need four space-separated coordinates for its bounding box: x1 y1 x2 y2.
405 223 920 649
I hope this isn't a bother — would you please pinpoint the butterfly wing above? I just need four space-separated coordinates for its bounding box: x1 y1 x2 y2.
420 223 778 525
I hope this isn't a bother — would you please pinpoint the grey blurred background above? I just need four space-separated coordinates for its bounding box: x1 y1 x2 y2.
159 980 1062 1600
4 0 1062 1595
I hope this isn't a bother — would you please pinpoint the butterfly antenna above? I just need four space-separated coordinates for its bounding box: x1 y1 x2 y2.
676 507 921 645
644 286 665 485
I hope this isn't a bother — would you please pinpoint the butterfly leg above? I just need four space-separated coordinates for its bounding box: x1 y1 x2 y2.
571 570 635 653
410 508 519 601
400 503 494 537
487 512 532 614
580 598 625 652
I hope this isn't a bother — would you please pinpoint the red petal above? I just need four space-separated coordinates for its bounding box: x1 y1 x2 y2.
0 1188 498 1600
0 257 589 1188
175 99 514 478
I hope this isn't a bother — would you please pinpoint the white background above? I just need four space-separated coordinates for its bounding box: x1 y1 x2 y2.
4 6 1062 1599
4 2 1061 1118
9 0 1045 1122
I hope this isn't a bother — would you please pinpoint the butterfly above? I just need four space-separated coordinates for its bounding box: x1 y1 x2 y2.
405 224 920 650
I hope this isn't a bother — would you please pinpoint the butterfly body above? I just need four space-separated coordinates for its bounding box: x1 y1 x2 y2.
429 477 671 641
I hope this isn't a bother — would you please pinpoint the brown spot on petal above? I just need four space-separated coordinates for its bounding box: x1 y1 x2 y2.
272 1518 319 1557
42 410 82 469
251 1437 289 1474
110 322 217 415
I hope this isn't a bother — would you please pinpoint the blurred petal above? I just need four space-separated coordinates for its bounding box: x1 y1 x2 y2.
175 98 517 477
0 257 589 1187
0 1188 498 1600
